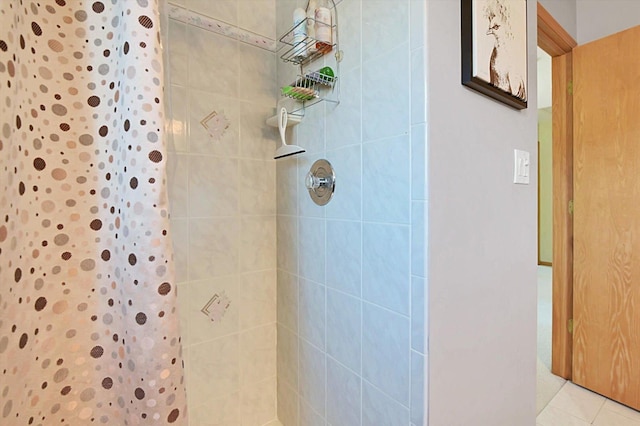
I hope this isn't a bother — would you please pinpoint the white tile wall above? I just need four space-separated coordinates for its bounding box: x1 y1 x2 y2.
326 289 361 372
325 220 362 296
275 0 426 425
362 382 410 426
327 358 362 426
168 0 427 424
362 135 411 223
166 2 279 423
362 223 411 315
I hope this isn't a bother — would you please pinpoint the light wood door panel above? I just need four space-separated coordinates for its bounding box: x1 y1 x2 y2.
573 25 640 409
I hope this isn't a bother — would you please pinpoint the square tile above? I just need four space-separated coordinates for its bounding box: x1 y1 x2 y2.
592 401 640 426
363 223 410 315
362 380 410 426
327 357 361 426
240 215 276 272
298 217 326 284
335 0 362 73
293 102 325 155
238 36 277 105
240 377 277 426
240 324 277 386
326 68 362 150
601 399 640 422
238 0 276 40
537 405 592 426
240 101 279 160
362 135 411 223
167 84 189 152
188 26 238 97
362 302 410 406
277 270 298 332
189 276 239 345
190 393 240 426
240 159 276 216
299 397 326 426
326 220 361 297
189 218 239 280
362 45 411 143
548 382 606 422
326 289 361 372
277 215 298 274
168 19 188 86
188 90 240 157
362 0 409 62
299 278 326 350
240 269 277 329
189 155 238 217
277 380 299 426
277 155 298 216
190 334 240 405
277 324 299 388
299 339 326 418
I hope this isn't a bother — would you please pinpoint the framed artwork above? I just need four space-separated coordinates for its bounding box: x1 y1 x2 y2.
461 0 528 109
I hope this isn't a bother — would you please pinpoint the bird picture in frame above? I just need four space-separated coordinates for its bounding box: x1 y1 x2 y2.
461 0 528 109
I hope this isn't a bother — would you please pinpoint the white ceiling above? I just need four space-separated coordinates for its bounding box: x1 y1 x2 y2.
537 46 552 109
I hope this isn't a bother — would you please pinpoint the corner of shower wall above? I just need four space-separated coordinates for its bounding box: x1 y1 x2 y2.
164 1 280 424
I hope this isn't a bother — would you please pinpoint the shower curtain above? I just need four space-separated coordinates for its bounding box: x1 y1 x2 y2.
0 1 187 424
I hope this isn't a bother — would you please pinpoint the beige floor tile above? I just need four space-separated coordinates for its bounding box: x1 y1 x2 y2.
548 382 606 422
594 406 640 426
537 405 592 426
601 399 640 422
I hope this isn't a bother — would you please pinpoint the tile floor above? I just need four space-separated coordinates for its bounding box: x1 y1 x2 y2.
536 266 640 425
537 381 640 425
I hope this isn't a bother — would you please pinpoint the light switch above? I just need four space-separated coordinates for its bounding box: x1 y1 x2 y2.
513 149 530 184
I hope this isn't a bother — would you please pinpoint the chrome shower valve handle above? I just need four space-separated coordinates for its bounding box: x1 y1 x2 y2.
305 159 335 206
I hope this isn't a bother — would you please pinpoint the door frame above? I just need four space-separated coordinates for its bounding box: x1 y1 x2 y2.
537 2 577 380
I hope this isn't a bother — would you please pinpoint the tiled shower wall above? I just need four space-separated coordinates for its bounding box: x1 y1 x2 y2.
275 1 427 425
165 1 279 424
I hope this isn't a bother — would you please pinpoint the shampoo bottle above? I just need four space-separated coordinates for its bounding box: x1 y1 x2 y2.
292 7 307 61
306 0 317 55
314 0 332 54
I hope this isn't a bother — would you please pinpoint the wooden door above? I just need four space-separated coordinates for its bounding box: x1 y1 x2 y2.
573 25 640 409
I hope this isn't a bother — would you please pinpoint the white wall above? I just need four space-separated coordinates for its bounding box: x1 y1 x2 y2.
538 0 577 40
426 0 538 424
577 0 640 44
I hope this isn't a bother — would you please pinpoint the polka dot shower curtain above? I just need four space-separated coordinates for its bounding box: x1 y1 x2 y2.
0 1 187 424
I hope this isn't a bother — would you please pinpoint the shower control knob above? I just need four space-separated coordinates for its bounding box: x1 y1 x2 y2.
305 173 329 190
305 159 335 206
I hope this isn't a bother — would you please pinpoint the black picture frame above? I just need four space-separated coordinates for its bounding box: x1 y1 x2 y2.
461 0 528 110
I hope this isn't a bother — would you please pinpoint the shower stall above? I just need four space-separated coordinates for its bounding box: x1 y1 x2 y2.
165 0 426 424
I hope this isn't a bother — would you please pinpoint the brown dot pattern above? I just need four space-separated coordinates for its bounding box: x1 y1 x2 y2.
0 2 187 424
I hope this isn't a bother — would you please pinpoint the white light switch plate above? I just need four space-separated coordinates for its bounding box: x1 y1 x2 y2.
514 149 530 184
